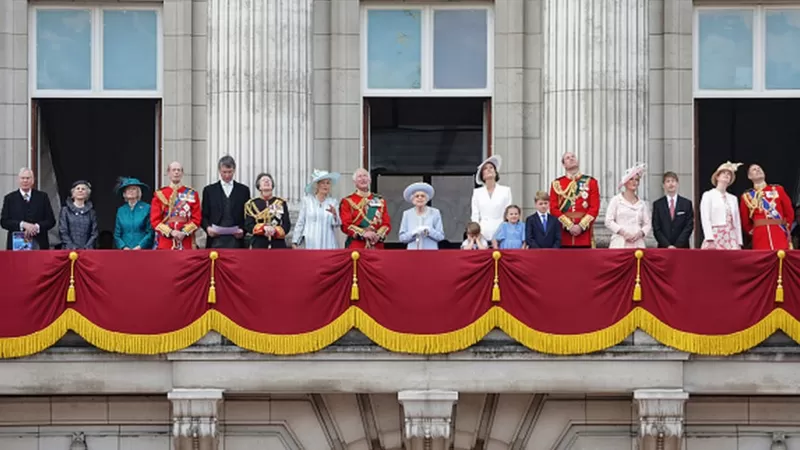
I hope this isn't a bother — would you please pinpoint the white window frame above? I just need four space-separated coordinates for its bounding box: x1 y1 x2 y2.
694 5 800 98
29 4 163 98
361 4 494 98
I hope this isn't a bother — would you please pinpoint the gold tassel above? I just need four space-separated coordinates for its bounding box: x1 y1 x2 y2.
208 251 218 304
351 251 360 301
632 250 644 302
66 251 78 303
776 250 786 303
492 251 501 302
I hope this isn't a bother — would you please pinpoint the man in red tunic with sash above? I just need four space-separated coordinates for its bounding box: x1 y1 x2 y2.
340 168 391 249
150 161 201 250
549 152 601 248
740 164 794 250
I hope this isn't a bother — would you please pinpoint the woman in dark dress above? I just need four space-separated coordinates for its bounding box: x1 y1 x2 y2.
244 173 291 249
59 180 99 250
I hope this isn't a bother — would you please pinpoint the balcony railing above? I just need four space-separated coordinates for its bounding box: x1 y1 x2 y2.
0 248 797 358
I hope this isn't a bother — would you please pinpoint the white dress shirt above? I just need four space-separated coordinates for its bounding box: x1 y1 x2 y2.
220 180 233 197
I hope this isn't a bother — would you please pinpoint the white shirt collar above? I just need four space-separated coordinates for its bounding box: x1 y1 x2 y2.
666 193 678 203
19 189 31 197
220 180 233 187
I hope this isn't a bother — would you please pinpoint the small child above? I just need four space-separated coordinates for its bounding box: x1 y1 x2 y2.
525 191 561 248
461 222 488 250
492 204 526 249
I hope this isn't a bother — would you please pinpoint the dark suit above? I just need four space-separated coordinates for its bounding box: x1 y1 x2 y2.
525 212 561 248
652 195 694 248
201 181 251 249
1 189 56 250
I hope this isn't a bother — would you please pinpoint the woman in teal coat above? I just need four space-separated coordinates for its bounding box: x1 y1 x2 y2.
113 177 154 250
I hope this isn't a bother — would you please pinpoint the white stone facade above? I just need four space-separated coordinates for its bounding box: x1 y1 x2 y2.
0 0 695 240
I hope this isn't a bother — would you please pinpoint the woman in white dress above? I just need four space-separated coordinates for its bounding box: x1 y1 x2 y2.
291 169 341 249
605 163 651 249
470 155 512 245
700 161 743 250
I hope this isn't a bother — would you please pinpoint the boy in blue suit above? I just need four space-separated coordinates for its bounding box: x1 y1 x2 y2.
525 191 561 248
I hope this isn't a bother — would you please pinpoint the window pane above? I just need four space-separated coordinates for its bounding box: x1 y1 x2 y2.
433 10 488 89
36 9 92 90
766 10 800 90
367 10 422 90
103 10 159 90
697 10 753 90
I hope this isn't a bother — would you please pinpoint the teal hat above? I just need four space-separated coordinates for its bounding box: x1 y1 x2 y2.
305 169 341 195
115 177 150 196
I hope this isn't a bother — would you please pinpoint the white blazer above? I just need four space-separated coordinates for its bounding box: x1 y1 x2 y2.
470 184 512 241
700 189 743 245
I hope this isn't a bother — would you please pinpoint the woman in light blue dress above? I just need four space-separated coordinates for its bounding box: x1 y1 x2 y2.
113 177 154 250
398 182 444 250
292 169 341 249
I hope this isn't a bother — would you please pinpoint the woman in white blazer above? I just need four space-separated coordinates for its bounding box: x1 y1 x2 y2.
470 155 512 244
700 161 743 249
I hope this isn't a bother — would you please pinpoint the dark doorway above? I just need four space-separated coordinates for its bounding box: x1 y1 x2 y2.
696 98 800 245
366 97 488 249
37 99 159 247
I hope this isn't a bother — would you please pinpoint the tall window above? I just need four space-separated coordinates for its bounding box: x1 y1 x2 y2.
361 5 493 97
31 6 162 97
694 6 800 97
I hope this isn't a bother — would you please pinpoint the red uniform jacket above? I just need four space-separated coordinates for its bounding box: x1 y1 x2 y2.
339 191 391 249
150 184 201 250
549 174 601 248
740 184 794 250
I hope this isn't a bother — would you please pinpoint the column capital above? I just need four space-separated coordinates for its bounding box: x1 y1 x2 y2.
168 389 224 438
398 390 458 445
634 389 689 438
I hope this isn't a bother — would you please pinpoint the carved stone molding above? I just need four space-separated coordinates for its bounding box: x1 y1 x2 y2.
168 388 224 450
634 389 689 439
398 390 458 449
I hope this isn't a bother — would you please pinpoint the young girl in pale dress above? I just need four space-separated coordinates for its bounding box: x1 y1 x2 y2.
700 161 743 250
605 163 651 249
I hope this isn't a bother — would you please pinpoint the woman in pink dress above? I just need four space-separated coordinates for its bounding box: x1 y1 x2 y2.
605 163 651 249
700 161 743 250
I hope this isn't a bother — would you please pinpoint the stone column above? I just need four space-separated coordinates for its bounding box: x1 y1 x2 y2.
634 389 689 450
398 390 458 450
207 0 313 204
168 389 224 450
542 0 649 206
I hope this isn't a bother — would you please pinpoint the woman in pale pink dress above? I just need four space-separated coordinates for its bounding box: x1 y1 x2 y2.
605 163 651 249
700 161 743 250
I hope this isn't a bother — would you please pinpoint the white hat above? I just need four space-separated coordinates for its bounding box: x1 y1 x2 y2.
403 182 435 203
475 155 502 185
305 169 341 195
618 163 646 190
710 161 742 187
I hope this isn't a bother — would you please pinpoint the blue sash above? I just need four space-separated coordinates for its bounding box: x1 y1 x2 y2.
749 188 788 234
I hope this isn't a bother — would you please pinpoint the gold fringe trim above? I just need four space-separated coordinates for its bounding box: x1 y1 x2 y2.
497 308 636 355
210 309 355 355
354 307 496 354
635 308 780 356
1 306 799 358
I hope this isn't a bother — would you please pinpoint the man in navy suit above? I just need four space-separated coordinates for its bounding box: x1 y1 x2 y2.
525 191 561 248
0 168 56 250
652 171 694 248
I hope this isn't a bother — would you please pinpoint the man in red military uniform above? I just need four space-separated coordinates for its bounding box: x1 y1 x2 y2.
151 161 201 250
340 168 391 249
740 164 794 250
549 152 601 248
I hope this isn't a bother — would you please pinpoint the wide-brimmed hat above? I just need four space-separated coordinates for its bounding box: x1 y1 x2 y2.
115 177 149 196
711 161 743 186
403 182 435 203
618 163 646 190
475 155 502 186
305 169 341 195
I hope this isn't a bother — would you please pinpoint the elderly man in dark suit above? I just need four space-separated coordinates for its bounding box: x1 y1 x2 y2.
201 155 251 248
652 171 694 248
1 168 56 250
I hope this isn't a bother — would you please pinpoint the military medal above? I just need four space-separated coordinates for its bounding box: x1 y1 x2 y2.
582 201 588 208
